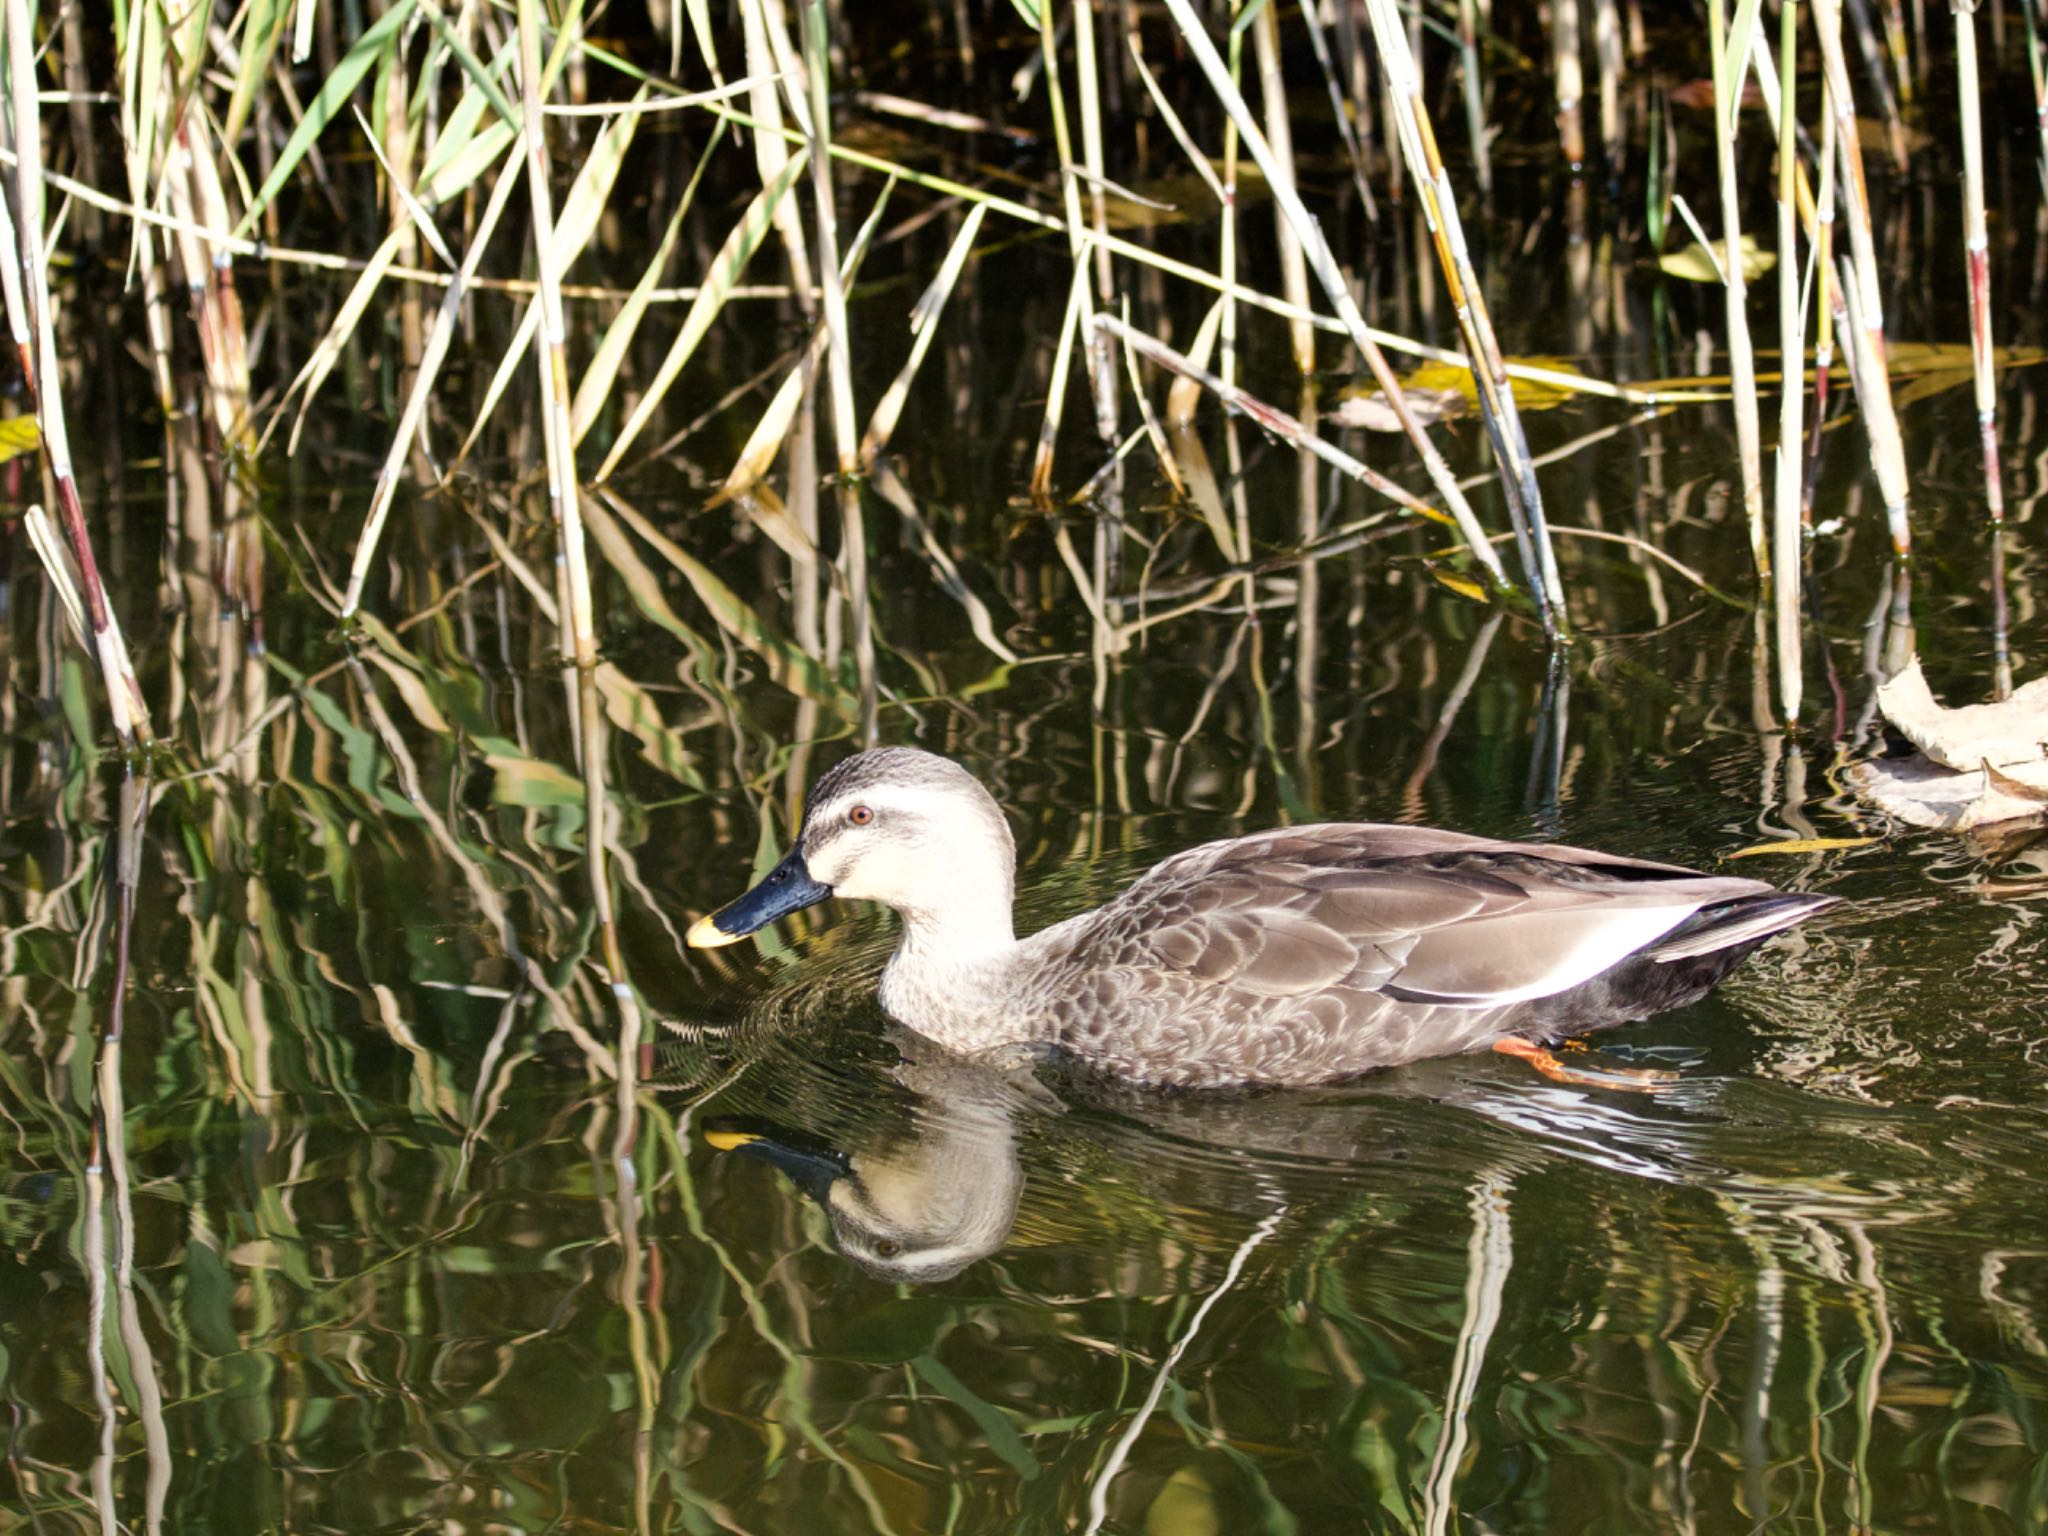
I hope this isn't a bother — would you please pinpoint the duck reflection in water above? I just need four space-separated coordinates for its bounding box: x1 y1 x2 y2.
708 1048 1034 1283
703 1019 1778 1284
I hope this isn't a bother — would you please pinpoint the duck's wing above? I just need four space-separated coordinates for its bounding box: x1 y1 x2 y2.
1073 824 1789 1008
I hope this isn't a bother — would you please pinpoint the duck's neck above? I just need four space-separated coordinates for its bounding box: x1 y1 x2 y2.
877 891 1032 1052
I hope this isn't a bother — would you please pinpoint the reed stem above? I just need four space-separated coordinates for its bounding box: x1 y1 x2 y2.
1712 0 1769 581
5 0 151 745
515 0 597 666
1772 0 1804 723
1360 0 1568 631
1954 0 2004 521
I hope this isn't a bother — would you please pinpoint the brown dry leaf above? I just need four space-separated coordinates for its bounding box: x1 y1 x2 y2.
1848 755 2048 831
1852 658 2048 830
1981 760 2048 806
1877 656 2048 770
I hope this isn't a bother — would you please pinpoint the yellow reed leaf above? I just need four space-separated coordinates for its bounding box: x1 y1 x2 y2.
1726 837 1875 858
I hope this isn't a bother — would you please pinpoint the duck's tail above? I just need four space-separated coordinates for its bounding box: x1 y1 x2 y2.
1643 891 1843 963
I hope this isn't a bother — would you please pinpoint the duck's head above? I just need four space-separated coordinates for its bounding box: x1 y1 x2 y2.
687 747 1017 950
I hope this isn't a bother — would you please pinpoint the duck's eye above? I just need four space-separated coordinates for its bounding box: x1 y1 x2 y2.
874 1238 902 1258
848 805 874 827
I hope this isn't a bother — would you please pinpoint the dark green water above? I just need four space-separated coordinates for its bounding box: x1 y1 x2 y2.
7 84 2048 1536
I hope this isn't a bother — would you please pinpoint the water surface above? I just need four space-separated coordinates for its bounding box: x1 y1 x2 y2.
5 46 2048 1536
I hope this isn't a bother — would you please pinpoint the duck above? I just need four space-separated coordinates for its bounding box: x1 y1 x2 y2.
686 747 1841 1090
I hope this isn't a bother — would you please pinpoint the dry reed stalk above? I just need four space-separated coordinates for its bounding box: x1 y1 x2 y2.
1071 0 1112 301
172 112 255 447
1032 257 1092 496
1595 0 1624 171
1359 0 1567 629
1728 13 1843 528
1030 0 1114 495
573 118 730 444
1332 0 1380 201
724 176 891 493
57 1 100 248
1772 0 1803 723
796 0 859 475
1991 528 2012 699
834 479 877 738
2027 0 2048 195
133 218 176 420
382 46 424 377
1099 314 1508 583
1881 0 1914 100
0 173 31 390
859 203 986 467
738 0 816 315
1826 0 1884 329
1843 0 1912 167
1108 301 1188 500
1711 0 1769 581
1455 0 1492 193
514 0 596 665
1251 0 1314 373
1296 0 1379 214
340 144 526 620
1833 253 1913 555
1803 86 1839 519
1813 0 1908 554
1555 0 1586 170
594 149 810 481
1954 0 2003 521
1217 18 1243 387
5 0 151 745
1161 0 1522 603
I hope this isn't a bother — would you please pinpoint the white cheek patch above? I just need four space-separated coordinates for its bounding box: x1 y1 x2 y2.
807 784 1008 908
834 840 926 905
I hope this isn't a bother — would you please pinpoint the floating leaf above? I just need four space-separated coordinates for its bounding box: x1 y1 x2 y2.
1658 234 1776 283
1334 355 1594 431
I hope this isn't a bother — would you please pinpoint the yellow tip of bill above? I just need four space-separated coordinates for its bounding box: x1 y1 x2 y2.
702 1129 761 1152
686 913 744 949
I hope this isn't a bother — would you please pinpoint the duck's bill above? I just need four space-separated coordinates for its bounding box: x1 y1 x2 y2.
686 847 833 948
704 1123 851 1201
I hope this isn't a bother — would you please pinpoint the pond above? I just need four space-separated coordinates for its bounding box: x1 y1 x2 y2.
5 24 2048 1536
